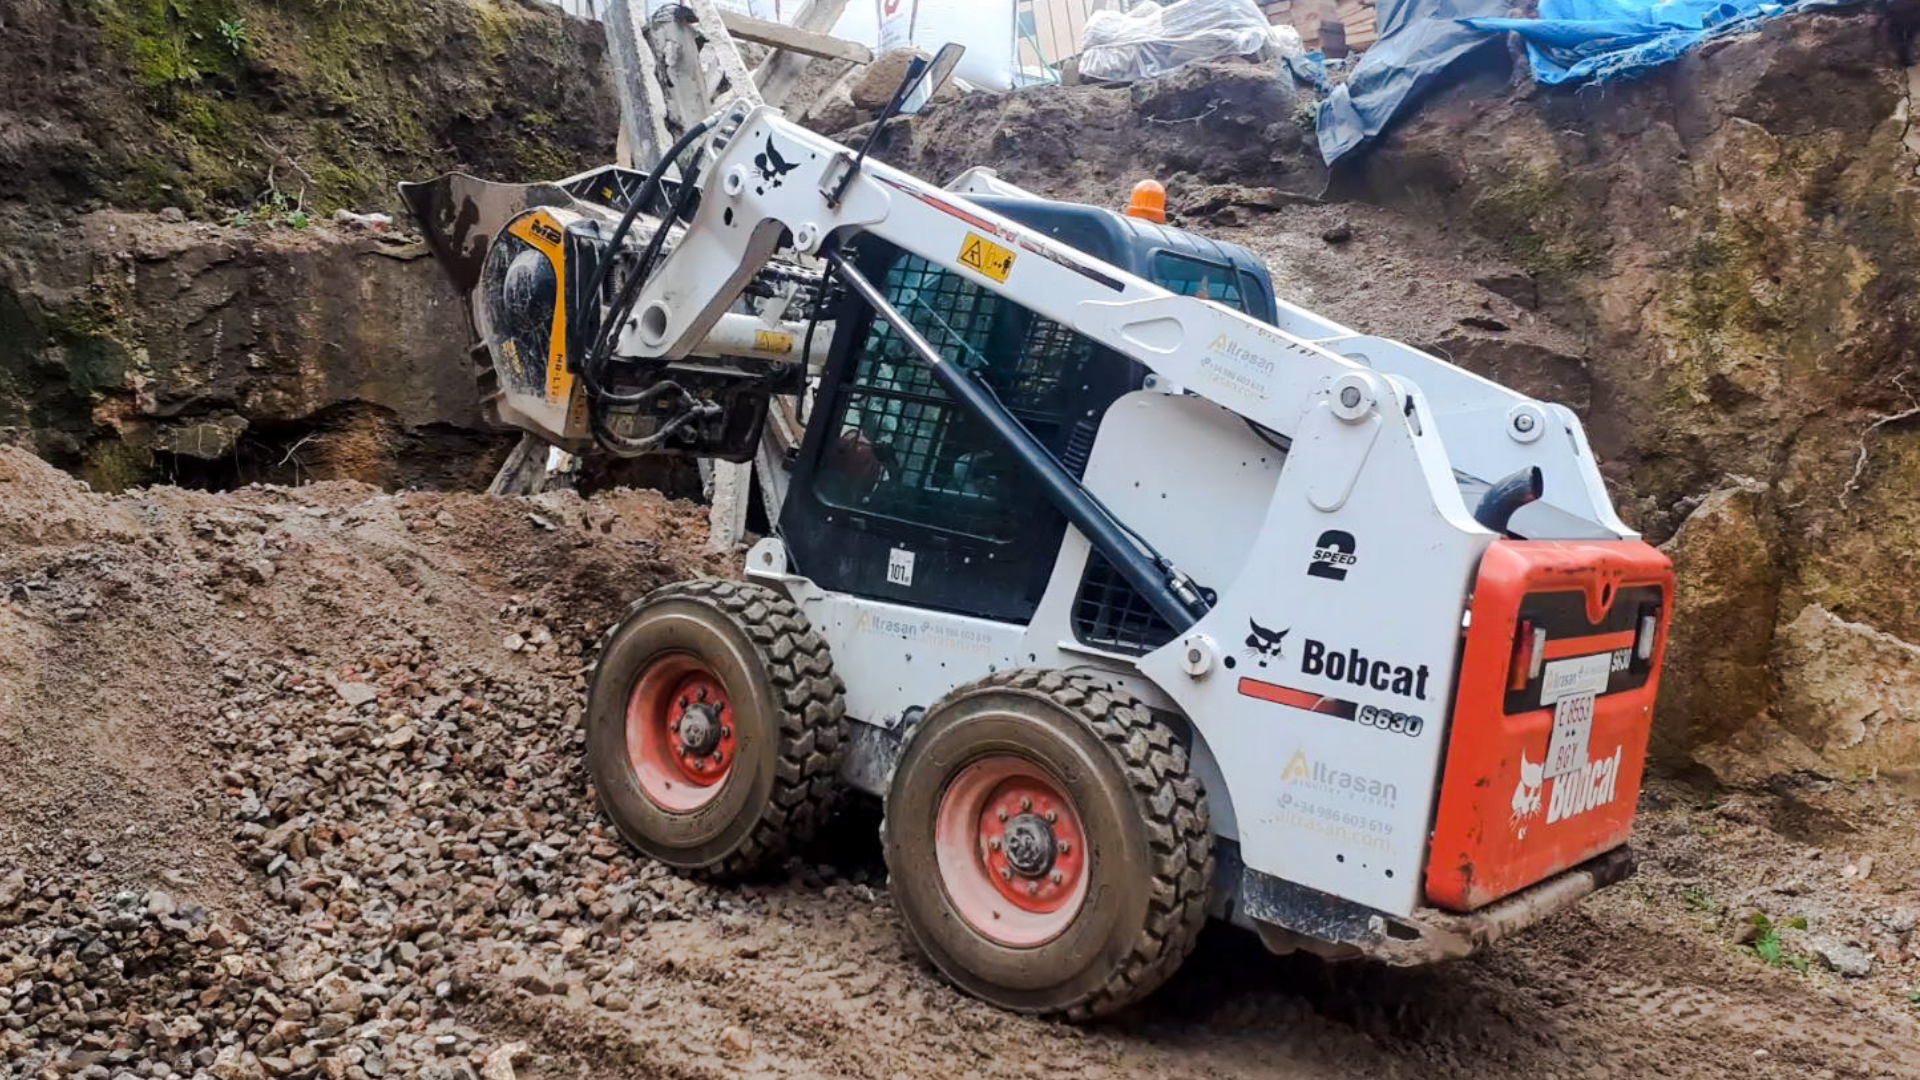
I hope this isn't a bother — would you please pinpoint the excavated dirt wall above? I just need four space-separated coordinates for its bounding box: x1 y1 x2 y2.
1345 13 1920 778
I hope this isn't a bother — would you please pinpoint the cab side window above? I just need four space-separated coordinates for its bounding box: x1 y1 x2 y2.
815 250 1093 543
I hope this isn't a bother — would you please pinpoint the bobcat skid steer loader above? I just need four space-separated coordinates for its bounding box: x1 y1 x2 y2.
404 46 1674 1019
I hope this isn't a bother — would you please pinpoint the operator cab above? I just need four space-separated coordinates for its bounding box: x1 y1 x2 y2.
779 197 1278 630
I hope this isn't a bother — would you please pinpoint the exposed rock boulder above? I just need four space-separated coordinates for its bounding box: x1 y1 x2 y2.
0 0 619 491
0 212 510 491
1773 604 1920 775
1654 482 1779 761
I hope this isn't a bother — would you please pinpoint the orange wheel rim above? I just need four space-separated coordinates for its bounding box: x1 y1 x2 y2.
933 755 1088 947
625 654 738 812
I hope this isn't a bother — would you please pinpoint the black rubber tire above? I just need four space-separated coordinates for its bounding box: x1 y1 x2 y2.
587 580 846 878
882 669 1213 1020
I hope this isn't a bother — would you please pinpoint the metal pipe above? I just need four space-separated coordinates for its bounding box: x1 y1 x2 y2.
693 313 834 368
827 251 1203 634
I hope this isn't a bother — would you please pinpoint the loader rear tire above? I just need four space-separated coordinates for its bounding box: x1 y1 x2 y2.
883 669 1212 1020
587 580 846 878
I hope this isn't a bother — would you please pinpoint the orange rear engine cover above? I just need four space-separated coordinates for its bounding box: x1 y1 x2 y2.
1425 540 1674 912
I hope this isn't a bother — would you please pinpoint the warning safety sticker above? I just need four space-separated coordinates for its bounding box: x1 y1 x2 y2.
958 232 1016 283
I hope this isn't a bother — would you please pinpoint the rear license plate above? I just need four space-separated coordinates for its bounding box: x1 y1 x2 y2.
1545 692 1594 779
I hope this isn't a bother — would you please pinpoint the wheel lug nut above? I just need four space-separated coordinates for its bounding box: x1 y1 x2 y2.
679 697 690 709
720 725 731 738
996 808 1008 822
1044 810 1057 823
697 687 709 702
710 752 722 763
1059 841 1071 854
988 838 1001 851
998 867 1011 881
1020 797 1032 812
1050 870 1063 884
1027 881 1039 896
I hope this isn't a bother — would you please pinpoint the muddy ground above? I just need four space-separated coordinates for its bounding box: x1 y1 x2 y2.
3 445 1917 1080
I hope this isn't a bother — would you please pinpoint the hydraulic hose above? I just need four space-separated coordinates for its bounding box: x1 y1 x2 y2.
587 380 722 458
1473 465 1544 535
572 119 714 408
575 119 711 350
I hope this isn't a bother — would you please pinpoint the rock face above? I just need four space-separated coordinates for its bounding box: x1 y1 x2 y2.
864 59 1325 208
0 0 620 491
0 0 618 217
1 213 512 491
1774 604 1920 774
1654 483 1779 761
1349 13 1920 775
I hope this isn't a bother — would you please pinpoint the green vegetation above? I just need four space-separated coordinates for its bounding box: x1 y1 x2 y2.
1743 913 1810 974
82 440 157 494
228 190 313 229
98 0 248 96
216 17 249 56
1468 165 1604 277
77 0 605 218
1291 99 1319 134
1680 886 1720 914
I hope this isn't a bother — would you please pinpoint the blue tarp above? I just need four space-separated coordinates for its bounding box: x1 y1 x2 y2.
1315 0 1846 163
1315 0 1512 164
1462 0 1830 85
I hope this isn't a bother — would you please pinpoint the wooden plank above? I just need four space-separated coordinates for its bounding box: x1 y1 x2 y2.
488 434 550 496
754 397 802 525
705 460 752 554
602 0 675 173
752 0 856 107
684 0 764 107
650 7 716 131
719 8 873 64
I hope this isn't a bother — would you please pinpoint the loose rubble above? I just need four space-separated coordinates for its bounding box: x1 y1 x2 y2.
5 452 1920 1079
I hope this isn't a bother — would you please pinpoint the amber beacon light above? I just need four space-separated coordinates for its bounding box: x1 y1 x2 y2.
1125 179 1167 223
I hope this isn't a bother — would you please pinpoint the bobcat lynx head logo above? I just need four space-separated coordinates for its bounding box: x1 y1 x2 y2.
754 135 799 192
1511 751 1544 831
1244 619 1289 668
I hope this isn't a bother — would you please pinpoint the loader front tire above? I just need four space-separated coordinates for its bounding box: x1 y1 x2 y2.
883 669 1212 1020
587 580 846 878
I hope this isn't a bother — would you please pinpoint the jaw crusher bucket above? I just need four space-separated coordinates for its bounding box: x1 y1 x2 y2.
400 169 806 461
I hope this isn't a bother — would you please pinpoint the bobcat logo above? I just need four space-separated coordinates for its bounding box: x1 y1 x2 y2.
1511 751 1544 834
753 135 799 191
1244 619 1289 668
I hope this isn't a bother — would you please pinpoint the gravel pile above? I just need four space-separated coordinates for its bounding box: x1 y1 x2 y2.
0 447 751 1080
10 624 668 1079
3 597 888 1080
